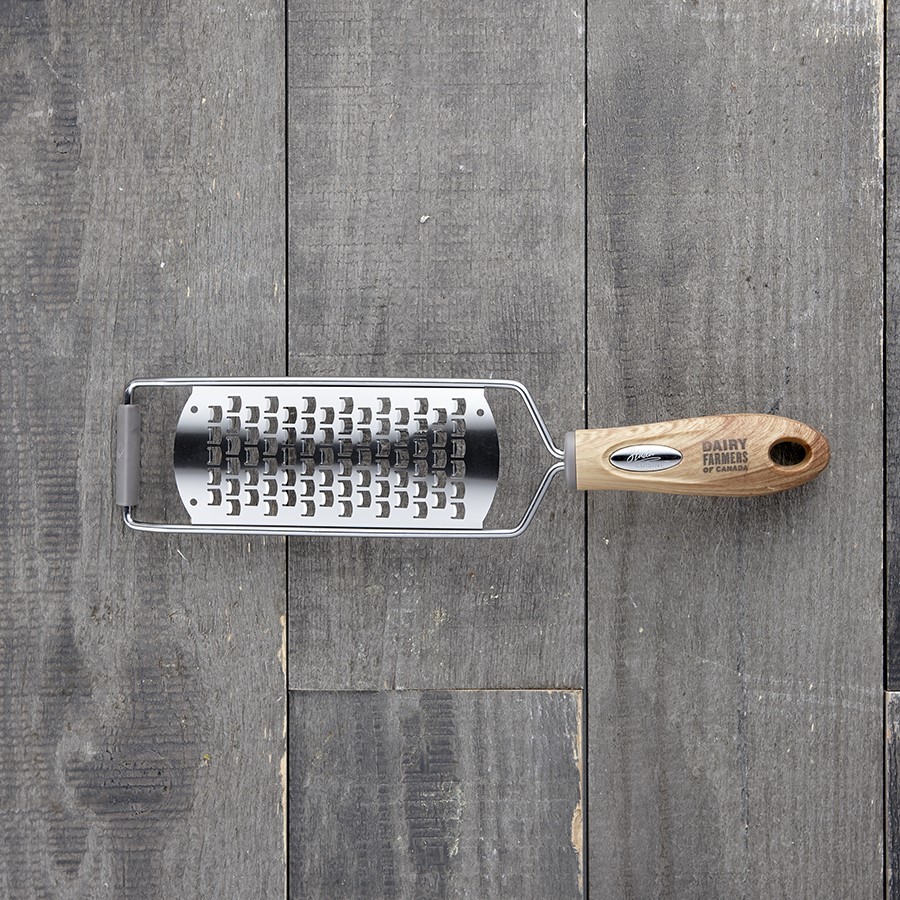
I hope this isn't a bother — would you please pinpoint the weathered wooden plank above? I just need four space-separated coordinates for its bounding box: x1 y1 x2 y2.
0 1 285 896
288 689 583 898
888 0 900 688
889 694 900 897
286 0 586 690
587 2 882 896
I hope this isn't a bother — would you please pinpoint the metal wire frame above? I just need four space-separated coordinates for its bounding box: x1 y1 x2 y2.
121 377 566 538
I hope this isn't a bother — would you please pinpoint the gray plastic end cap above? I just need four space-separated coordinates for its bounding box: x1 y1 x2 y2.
116 404 141 507
564 431 577 490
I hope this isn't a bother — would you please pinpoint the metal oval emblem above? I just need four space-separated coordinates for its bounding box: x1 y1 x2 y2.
609 444 683 473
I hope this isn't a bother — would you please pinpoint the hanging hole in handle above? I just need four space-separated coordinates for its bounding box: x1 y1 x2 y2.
769 440 809 467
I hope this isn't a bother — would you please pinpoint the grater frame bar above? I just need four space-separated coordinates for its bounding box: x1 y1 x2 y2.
119 377 564 538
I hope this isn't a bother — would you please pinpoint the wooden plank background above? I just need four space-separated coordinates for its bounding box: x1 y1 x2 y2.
888 0 900 688
286 0 586 692
0 1 286 897
0 0 887 895
289 690 583 898
888 0 898 893
587 3 883 897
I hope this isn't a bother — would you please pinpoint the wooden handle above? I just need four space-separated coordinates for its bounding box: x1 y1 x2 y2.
565 414 829 496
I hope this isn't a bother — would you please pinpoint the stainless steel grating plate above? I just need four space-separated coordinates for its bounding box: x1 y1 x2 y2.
173 385 500 529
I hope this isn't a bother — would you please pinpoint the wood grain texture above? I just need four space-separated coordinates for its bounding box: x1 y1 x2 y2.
587 2 882 896
890 694 900 898
288 689 583 899
0 2 285 896
286 0 586 690
572 413 829 495
888 0 900 687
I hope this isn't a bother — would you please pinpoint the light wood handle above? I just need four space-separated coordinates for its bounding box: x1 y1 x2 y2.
565 414 829 496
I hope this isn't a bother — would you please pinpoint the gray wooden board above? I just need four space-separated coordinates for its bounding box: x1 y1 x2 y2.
288 689 583 899
891 693 899 898
888 0 900 687
890 693 900 897
586 3 882 896
286 0 586 690
0 1 285 896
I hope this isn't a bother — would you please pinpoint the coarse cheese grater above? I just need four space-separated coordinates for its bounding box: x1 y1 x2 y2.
116 378 830 538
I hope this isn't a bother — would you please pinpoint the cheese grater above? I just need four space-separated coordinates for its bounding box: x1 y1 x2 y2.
116 378 830 538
